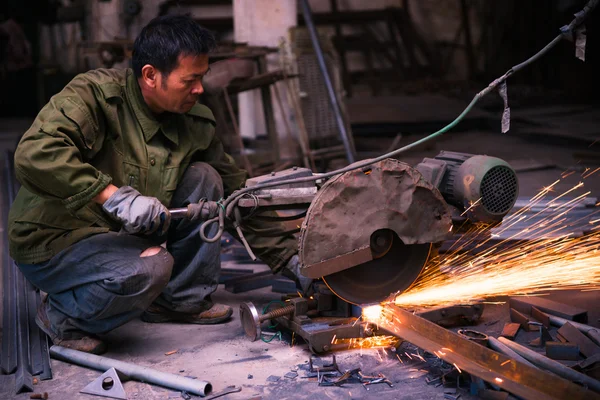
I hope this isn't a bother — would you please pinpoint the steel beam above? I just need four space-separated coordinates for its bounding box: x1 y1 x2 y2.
376 304 599 399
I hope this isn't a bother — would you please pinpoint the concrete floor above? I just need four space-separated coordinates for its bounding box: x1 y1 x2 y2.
1 97 599 399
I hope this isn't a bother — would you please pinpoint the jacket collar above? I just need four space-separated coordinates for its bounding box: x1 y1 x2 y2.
126 69 179 146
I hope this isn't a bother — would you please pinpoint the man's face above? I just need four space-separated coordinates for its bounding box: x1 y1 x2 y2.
153 54 210 114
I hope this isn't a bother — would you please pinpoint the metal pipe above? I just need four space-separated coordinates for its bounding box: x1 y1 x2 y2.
50 346 212 397
298 0 356 163
548 315 600 346
487 337 537 369
497 337 600 393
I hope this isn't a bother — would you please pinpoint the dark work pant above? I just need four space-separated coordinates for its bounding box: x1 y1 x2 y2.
18 162 225 337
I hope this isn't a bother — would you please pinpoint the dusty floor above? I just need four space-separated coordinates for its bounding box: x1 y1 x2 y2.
1 96 599 399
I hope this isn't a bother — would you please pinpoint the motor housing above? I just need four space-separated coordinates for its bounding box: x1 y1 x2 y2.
416 151 519 223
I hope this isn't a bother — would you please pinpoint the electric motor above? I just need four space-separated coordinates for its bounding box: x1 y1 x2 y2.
416 151 519 223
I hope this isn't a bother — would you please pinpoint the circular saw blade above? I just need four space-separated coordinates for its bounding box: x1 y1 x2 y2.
322 239 432 305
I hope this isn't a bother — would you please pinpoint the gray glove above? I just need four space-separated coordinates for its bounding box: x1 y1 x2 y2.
102 186 171 235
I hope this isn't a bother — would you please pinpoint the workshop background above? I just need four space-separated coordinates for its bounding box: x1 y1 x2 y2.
1 1 599 399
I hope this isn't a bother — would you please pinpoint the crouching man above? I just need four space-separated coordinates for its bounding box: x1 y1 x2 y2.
8 15 306 354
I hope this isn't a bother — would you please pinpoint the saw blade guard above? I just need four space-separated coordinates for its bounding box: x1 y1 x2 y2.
298 158 452 304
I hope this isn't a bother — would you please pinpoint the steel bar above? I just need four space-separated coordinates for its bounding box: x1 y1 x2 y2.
375 305 598 399
497 337 600 393
0 249 17 374
487 337 537 369
15 268 33 394
50 346 212 396
1 151 18 375
298 0 356 163
548 314 600 346
26 282 44 375
509 297 588 323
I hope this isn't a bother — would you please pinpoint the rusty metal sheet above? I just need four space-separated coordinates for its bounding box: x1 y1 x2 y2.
299 159 452 275
509 297 588 323
558 323 600 358
375 305 599 400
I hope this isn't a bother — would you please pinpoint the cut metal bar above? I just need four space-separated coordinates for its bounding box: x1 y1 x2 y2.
498 337 600 394
50 346 212 396
531 306 550 328
557 323 600 358
547 314 600 346
546 341 580 361
509 297 588 323
487 337 537 369
298 0 356 163
500 322 521 340
377 305 598 399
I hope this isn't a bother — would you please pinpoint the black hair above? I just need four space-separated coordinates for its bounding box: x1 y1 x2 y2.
132 15 216 78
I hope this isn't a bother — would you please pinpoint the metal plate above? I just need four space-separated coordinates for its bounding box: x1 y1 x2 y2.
323 238 431 305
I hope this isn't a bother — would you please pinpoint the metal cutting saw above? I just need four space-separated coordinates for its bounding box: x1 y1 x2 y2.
235 151 519 305
173 150 519 351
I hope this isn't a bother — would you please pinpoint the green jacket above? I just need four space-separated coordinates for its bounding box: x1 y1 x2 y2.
8 68 247 264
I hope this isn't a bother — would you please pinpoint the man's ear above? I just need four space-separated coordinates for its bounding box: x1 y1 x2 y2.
141 64 157 88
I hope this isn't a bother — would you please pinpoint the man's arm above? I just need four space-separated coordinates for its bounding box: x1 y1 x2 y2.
15 75 111 212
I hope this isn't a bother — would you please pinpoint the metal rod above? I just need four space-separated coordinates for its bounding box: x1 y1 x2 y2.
487 337 537 369
548 315 600 346
497 337 600 394
50 346 212 397
169 208 189 219
299 0 356 163
15 267 33 394
374 305 598 399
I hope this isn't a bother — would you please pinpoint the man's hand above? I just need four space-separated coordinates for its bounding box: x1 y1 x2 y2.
102 186 171 235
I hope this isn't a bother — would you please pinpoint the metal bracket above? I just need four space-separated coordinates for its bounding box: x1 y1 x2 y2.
80 368 127 399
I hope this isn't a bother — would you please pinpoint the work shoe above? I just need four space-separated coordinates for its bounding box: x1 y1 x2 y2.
141 303 233 325
35 299 107 355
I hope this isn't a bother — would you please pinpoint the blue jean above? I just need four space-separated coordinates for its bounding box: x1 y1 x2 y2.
18 162 224 338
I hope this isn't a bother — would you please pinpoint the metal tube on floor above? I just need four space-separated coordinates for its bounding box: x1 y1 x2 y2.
497 337 600 393
548 315 600 346
298 0 356 163
487 337 537 369
50 346 212 397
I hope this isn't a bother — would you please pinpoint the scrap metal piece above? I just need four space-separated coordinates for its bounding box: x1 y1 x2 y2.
501 323 521 340
417 305 484 326
546 342 580 361
204 386 242 400
529 326 553 347
547 314 600 346
376 304 598 399
510 308 536 332
531 307 550 328
457 329 488 346
80 368 127 400
557 322 600 358
509 297 588 323
497 337 600 394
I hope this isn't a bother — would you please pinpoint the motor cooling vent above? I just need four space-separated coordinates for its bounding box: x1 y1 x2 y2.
480 165 519 215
